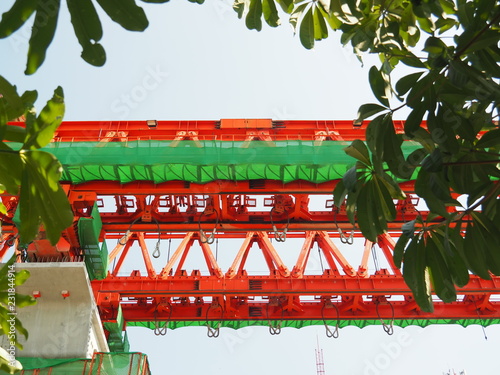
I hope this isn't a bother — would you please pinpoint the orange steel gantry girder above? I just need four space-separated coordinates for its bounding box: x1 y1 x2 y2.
1 119 500 331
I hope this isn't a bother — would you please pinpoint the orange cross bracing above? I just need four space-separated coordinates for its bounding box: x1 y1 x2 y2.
1 119 500 336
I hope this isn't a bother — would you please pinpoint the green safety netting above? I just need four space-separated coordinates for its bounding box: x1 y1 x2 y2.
17 352 150 375
78 203 108 280
129 318 500 330
42 140 422 184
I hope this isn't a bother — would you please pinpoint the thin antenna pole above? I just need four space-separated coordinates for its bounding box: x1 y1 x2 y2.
316 336 326 375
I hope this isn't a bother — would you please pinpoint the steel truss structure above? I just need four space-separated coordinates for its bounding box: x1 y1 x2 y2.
1 119 500 336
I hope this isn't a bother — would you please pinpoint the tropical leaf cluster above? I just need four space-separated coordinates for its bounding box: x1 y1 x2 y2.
0 0 204 75
0 76 73 246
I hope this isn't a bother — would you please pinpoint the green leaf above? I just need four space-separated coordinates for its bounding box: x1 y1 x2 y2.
299 6 314 49
246 0 263 31
411 127 435 154
462 220 490 279
95 0 148 31
423 36 447 55
312 5 328 40
355 103 388 123
368 66 390 107
0 148 22 194
233 0 246 18
333 179 347 208
343 139 371 167
402 236 433 312
24 86 64 150
262 0 280 27
381 117 411 179
404 104 427 137
442 222 470 287
0 75 24 121
476 128 500 149
318 5 341 30
393 233 410 269
13 292 36 308
415 168 450 218
0 0 37 38
426 235 456 302
370 175 396 223
289 3 308 32
19 150 73 245
275 0 293 13
470 212 500 275
427 108 459 154
342 165 358 192
365 114 385 163
67 0 106 67
372 174 396 222
395 72 424 97
0 346 22 374
345 186 358 225
356 180 384 242
379 172 406 199
461 29 500 54
406 148 428 169
421 148 443 173
25 0 61 75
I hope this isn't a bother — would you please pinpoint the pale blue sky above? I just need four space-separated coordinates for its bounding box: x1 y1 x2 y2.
1 1 499 374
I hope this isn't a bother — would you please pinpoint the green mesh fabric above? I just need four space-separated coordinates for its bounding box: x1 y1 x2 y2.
43 140 421 184
129 318 500 330
18 353 150 375
77 203 108 280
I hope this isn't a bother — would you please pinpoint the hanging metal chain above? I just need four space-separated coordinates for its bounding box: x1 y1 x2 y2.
270 207 289 242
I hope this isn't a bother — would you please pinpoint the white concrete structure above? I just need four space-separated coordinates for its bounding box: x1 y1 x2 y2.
1 262 109 358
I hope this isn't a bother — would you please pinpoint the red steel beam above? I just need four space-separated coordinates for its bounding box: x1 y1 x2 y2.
92 274 500 322
9 119 412 142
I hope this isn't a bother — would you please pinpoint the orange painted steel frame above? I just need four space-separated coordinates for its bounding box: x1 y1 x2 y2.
92 230 500 324
2 119 499 327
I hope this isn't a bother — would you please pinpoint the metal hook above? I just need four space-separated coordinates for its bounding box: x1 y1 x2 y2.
199 209 219 244
153 241 161 259
6 234 18 247
205 301 223 338
266 298 284 335
334 207 354 245
153 218 161 258
375 298 394 336
268 321 282 335
206 322 221 338
321 302 340 338
153 302 172 336
270 208 289 242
